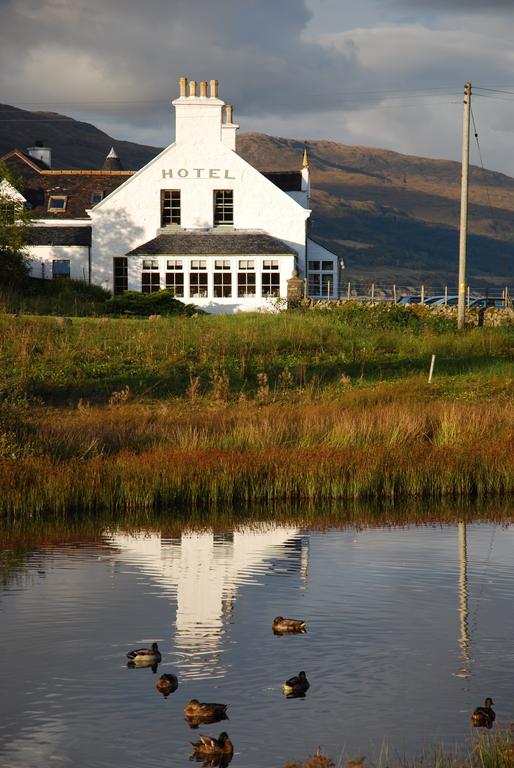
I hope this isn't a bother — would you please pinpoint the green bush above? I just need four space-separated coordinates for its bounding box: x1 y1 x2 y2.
105 289 202 317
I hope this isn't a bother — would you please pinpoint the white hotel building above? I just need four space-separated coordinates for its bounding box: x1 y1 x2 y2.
2 77 341 313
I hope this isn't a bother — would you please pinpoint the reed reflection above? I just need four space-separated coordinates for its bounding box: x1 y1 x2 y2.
108 526 309 680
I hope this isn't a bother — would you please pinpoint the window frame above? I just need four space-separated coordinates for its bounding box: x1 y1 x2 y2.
47 195 67 212
113 257 128 296
237 270 256 298
52 259 71 279
161 189 181 227
165 270 184 297
189 271 208 298
261 271 280 298
141 270 160 293
213 270 232 298
213 189 234 226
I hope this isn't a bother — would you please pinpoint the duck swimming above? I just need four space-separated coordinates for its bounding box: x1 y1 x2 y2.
472 698 495 728
282 671 310 697
272 616 307 634
156 673 178 697
191 731 234 756
185 700 228 718
126 642 161 666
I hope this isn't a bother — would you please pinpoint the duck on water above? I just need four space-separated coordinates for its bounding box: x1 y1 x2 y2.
126 642 161 671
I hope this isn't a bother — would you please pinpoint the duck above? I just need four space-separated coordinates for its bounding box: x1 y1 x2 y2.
472 698 495 728
191 731 234 756
272 616 307 634
126 642 162 665
156 673 178 697
185 699 229 719
282 670 310 697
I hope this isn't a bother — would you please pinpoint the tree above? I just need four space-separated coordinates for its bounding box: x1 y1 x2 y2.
0 161 31 287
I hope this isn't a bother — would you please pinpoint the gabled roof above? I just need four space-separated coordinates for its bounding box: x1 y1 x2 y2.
1 149 133 219
1 149 49 172
127 230 298 256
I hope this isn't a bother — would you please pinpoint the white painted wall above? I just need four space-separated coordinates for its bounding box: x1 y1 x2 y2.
307 238 342 298
25 245 89 281
89 137 310 302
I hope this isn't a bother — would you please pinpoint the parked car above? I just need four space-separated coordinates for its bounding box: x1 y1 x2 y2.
398 295 447 305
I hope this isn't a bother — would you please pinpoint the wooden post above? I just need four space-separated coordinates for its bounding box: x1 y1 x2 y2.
444 285 448 306
421 285 425 306
428 354 436 383
327 280 331 300
347 281 351 301
467 285 470 309
371 283 375 305
303 277 308 298
393 284 397 304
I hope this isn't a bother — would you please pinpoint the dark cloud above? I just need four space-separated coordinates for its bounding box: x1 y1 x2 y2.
1 1 514 174
0 0 355 124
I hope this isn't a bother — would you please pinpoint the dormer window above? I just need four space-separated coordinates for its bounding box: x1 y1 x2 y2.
47 195 67 212
213 190 233 226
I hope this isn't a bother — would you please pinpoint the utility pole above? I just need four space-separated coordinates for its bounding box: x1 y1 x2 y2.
458 82 471 330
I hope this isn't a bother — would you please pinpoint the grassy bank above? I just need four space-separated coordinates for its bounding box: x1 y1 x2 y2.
1 306 512 515
284 731 514 768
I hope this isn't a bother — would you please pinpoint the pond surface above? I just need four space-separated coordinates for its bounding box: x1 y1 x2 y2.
1 518 513 767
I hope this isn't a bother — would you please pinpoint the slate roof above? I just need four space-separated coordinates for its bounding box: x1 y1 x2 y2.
262 171 302 191
127 231 298 256
27 226 92 246
1 149 132 219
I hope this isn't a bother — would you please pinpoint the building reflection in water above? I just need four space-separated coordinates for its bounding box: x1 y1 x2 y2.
107 526 308 680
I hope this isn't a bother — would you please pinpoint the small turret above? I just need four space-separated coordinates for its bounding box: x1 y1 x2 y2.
102 147 124 171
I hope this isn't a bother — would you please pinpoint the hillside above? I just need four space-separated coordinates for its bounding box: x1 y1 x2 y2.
1 104 513 287
0 104 160 171
237 133 514 287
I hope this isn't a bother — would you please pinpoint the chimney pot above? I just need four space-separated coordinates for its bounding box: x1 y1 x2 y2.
189 80 197 97
179 76 188 97
210 79 218 98
226 104 234 124
200 80 208 97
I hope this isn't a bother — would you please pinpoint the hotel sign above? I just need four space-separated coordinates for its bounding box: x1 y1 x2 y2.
162 168 236 179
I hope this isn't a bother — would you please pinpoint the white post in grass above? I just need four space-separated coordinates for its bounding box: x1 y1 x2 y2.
393 284 397 304
428 354 436 383
347 281 351 301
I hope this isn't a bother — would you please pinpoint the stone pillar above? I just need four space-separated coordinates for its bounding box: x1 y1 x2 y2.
287 270 304 305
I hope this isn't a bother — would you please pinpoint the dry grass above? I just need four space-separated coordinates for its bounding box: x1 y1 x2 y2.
1 310 512 516
1 394 512 516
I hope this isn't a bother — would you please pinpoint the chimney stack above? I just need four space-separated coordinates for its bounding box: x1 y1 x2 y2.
27 141 52 169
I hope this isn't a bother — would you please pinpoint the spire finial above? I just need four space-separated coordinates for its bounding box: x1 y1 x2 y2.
302 143 309 169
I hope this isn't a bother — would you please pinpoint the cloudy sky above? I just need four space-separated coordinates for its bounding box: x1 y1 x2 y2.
2 0 514 173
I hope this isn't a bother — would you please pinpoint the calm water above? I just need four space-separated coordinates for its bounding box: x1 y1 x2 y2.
1 518 513 767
